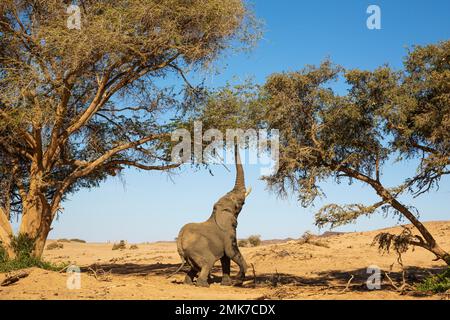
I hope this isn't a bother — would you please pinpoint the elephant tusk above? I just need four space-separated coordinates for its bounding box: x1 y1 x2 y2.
245 187 252 197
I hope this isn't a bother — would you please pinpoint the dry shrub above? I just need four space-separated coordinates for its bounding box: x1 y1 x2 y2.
112 240 126 250
46 242 63 250
248 235 262 247
238 239 249 247
298 231 315 244
298 231 329 248
129 244 139 250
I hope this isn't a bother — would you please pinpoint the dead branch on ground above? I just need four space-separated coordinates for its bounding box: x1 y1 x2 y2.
1 271 29 286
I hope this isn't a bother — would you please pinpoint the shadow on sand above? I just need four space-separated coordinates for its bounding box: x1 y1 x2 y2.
81 262 446 294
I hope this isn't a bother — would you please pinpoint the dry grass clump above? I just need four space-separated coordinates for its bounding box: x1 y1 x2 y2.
112 240 126 250
238 239 249 247
248 235 262 247
238 235 262 247
297 231 330 248
46 242 64 250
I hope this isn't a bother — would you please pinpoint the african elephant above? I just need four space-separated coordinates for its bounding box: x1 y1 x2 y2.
173 145 251 287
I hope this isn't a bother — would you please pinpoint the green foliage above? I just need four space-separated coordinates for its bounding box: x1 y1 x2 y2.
0 0 260 251
417 268 450 293
194 81 262 132
0 256 65 273
247 235 261 247
195 41 450 263
0 242 7 263
10 234 35 261
258 60 393 208
315 203 383 229
0 235 67 273
213 41 450 236
372 227 416 255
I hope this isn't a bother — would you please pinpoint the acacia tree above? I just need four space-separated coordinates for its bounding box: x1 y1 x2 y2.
254 41 449 265
0 0 257 258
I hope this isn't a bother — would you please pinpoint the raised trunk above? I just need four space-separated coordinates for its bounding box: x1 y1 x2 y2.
0 207 15 259
233 143 245 191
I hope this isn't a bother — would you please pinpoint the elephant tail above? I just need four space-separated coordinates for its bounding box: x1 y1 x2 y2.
166 231 187 279
166 260 186 279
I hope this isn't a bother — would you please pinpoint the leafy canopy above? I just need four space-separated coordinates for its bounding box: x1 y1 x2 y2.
0 0 259 218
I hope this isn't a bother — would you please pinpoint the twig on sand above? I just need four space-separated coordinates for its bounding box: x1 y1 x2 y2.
385 252 415 293
1 271 29 286
88 267 112 282
58 264 71 273
339 274 354 294
385 272 400 290
384 272 414 293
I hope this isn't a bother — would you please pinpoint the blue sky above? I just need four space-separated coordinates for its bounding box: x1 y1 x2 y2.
47 0 450 242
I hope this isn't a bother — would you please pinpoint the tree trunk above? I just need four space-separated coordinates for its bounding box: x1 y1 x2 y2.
340 166 450 266
0 207 15 259
19 196 53 258
377 189 450 266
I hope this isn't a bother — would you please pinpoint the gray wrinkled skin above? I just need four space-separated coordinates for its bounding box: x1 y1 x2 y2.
176 145 250 287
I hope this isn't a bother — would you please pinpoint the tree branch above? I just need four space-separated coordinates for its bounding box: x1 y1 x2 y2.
0 108 36 149
49 133 169 215
331 162 439 249
105 160 180 171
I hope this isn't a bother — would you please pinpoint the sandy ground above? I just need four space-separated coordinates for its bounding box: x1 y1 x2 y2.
1 221 449 300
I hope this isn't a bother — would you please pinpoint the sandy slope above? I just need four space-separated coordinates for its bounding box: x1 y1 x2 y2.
1 221 449 300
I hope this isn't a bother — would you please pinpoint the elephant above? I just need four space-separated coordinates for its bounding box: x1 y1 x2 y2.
171 144 251 287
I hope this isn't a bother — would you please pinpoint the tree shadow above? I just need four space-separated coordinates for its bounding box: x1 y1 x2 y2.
81 262 183 277
249 265 446 295
81 261 446 295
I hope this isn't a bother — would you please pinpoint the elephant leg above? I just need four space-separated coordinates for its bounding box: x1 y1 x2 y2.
225 239 248 284
184 268 197 285
230 251 248 285
196 262 213 288
220 256 232 286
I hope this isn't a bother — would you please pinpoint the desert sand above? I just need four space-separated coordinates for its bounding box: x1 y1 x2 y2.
1 221 449 300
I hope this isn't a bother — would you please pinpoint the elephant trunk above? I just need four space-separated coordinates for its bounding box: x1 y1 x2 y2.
233 143 245 192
